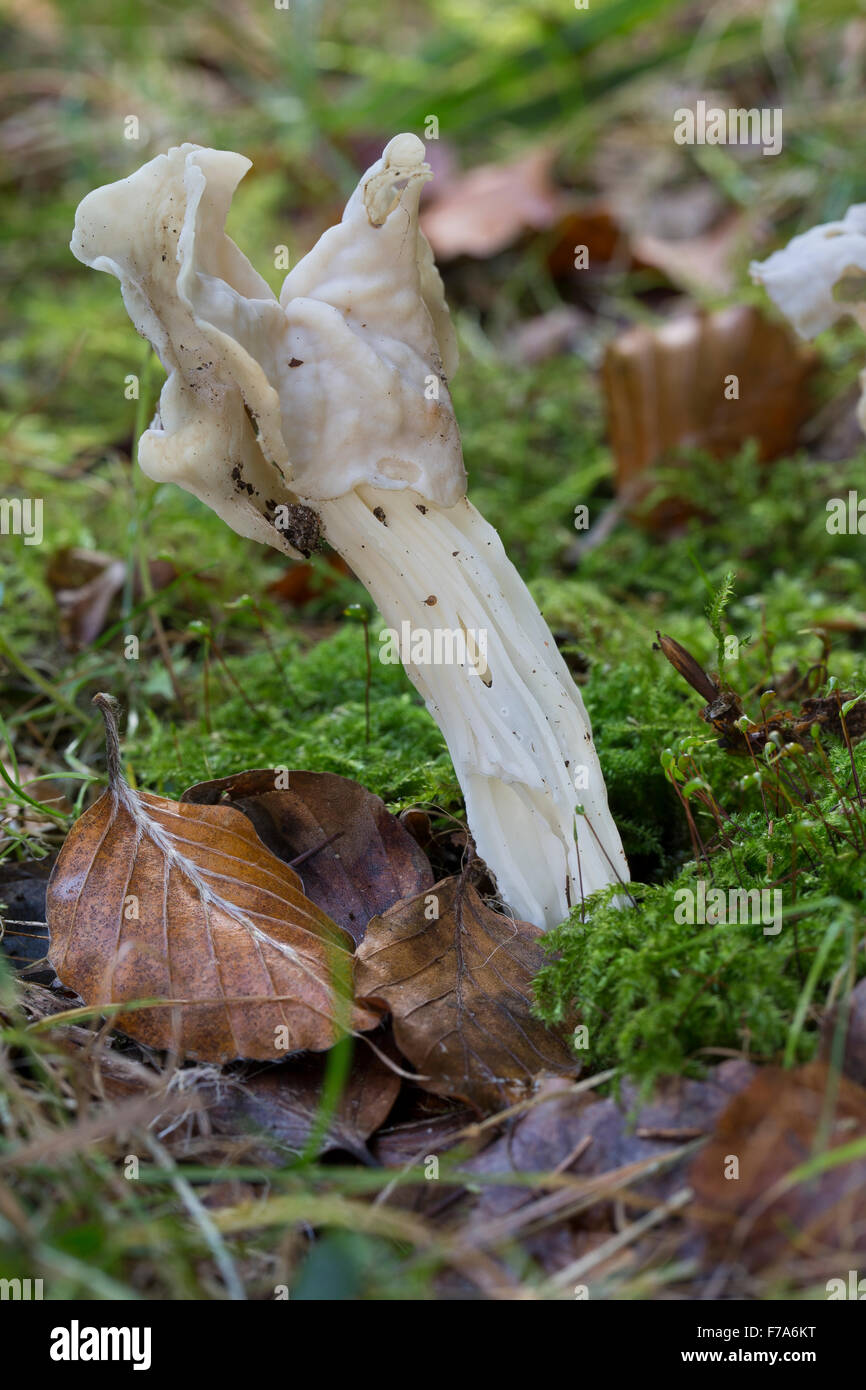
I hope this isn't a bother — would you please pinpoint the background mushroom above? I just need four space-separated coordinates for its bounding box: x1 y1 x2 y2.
71 133 629 930
751 206 866 430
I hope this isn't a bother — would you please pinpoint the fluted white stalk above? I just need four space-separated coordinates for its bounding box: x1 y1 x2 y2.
71 133 628 929
314 485 627 925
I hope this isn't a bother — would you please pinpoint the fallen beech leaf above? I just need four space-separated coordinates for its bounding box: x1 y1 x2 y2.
209 1035 402 1162
546 204 629 278
602 306 817 524
688 1062 866 1276
267 552 353 606
182 769 433 944
465 1060 754 1224
631 213 745 296
46 547 176 649
355 876 575 1110
421 148 568 261
47 696 379 1063
372 1107 475 1168
399 807 434 852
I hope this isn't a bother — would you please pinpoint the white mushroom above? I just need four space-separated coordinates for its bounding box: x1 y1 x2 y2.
71 134 629 929
751 205 866 429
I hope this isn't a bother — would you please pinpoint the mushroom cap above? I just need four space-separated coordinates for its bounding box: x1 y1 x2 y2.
750 204 866 340
278 133 464 504
70 135 466 544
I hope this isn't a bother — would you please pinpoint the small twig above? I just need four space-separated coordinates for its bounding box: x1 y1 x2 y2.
635 1126 705 1141
288 830 344 870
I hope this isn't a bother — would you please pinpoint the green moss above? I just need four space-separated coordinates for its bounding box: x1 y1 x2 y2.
535 725 866 1092
453 353 611 577
127 622 459 813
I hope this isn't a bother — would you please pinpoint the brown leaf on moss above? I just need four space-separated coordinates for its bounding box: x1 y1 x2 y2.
602 306 817 528
47 698 379 1063
354 876 575 1111
182 769 433 944
687 1062 866 1277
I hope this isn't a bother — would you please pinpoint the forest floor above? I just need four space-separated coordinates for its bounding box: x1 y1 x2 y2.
2 0 866 1299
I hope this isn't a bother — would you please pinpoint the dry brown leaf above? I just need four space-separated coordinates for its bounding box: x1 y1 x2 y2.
46 547 176 649
355 875 575 1111
182 768 433 945
47 696 379 1063
601 305 817 523
209 1036 402 1162
688 1062 866 1277
464 1060 753 1225
420 148 568 261
266 552 353 606
372 1107 475 1168
631 213 745 295
546 204 629 277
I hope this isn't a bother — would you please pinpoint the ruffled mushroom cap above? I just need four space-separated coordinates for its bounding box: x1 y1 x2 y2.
750 204 866 339
278 132 463 505
71 134 465 557
72 144 297 551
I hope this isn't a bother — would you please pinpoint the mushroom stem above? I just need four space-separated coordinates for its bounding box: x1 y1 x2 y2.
311 484 628 929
